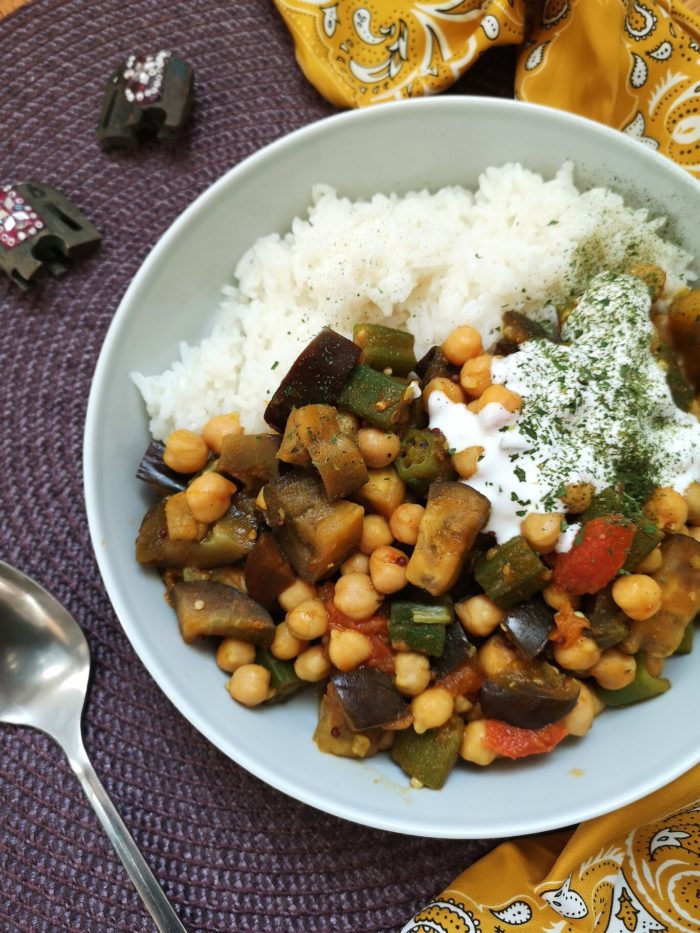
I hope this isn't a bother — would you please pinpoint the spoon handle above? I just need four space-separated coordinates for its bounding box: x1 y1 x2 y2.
65 733 188 932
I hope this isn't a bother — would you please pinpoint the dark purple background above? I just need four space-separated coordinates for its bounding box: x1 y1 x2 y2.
0 2 514 929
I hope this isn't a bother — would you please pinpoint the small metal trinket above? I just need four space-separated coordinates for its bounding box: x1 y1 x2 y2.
98 51 194 148
0 182 100 290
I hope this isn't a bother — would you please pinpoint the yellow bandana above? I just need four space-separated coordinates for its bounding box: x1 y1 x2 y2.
274 0 700 177
402 763 700 932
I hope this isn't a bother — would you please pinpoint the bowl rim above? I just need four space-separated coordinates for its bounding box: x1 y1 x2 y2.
84 95 700 838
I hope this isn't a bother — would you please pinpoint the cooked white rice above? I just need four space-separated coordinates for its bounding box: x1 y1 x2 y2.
133 162 693 439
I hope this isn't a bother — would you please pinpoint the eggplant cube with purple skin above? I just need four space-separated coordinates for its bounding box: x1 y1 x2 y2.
0 183 100 290
98 51 194 148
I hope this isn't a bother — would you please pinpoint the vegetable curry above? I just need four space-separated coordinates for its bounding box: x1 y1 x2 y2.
135 265 700 790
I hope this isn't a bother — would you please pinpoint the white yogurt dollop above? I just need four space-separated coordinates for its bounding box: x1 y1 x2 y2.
429 271 700 543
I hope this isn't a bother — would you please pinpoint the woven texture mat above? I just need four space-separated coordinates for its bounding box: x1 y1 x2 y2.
0 2 515 930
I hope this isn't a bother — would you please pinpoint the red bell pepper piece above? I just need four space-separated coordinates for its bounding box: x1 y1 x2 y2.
553 515 634 595
484 720 568 759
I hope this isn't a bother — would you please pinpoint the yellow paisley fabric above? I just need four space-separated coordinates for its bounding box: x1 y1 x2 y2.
402 763 700 933
274 0 700 177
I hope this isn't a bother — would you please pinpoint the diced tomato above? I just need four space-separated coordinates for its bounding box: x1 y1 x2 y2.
436 659 482 697
549 602 587 649
365 635 395 673
484 720 568 759
553 515 634 595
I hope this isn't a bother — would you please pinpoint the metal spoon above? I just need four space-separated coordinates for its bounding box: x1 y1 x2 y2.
0 560 188 932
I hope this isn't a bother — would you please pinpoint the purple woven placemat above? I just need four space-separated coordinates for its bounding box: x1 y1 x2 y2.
0 3 514 930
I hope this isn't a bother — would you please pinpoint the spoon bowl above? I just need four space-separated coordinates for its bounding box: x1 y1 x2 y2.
0 560 187 932
0 562 89 741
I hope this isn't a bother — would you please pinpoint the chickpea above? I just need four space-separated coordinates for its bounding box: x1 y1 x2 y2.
454 696 473 715
553 635 601 672
635 546 663 574
185 472 237 523
411 687 454 734
684 482 700 526
286 598 329 640
478 634 520 678
459 720 497 766
216 637 256 673
394 652 431 696
629 262 666 300
202 412 243 454
562 682 603 737
459 353 493 398
357 428 400 468
561 482 594 514
468 383 522 414
423 376 465 408
389 503 425 546
456 595 504 638
328 629 373 672
542 582 579 611
228 664 270 707
590 648 636 690
359 514 393 555
452 446 484 480
340 551 370 575
441 325 483 366
333 573 383 621
294 645 331 682
271 621 305 660
278 579 317 612
644 486 688 532
369 545 408 594
163 429 209 474
520 512 563 554
612 574 662 621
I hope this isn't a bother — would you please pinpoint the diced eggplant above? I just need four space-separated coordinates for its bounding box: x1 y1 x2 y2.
622 533 700 657
172 581 274 646
264 329 361 432
283 405 368 500
501 310 551 346
136 440 188 494
256 648 304 703
414 346 452 383
218 433 280 492
474 536 548 609
332 668 411 732
675 621 694 655
501 599 555 660
136 494 260 569
277 408 312 466
263 471 364 582
337 364 412 431
479 670 579 729
244 532 297 609
656 341 694 411
313 684 394 758
352 467 405 520
353 322 417 377
406 482 490 596
430 622 476 680
584 586 630 650
390 715 463 790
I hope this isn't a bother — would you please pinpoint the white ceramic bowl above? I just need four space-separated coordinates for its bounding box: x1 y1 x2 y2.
84 97 700 838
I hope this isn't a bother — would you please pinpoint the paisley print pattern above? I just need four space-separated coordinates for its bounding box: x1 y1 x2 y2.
275 0 700 177
400 776 700 932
